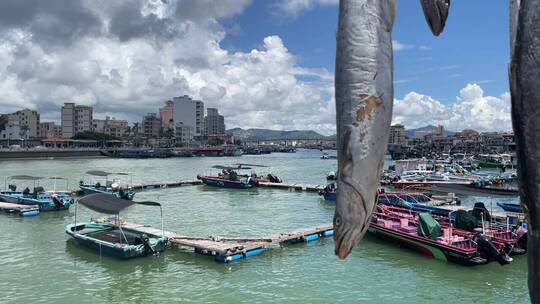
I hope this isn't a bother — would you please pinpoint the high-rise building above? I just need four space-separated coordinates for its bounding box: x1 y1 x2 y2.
204 108 225 136
142 113 161 138
172 95 204 140
61 103 93 138
389 124 406 145
92 116 128 138
39 122 62 138
160 100 174 129
7 109 40 138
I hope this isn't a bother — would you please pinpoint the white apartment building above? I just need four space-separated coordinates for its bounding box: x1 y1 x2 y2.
61 103 93 138
172 95 204 141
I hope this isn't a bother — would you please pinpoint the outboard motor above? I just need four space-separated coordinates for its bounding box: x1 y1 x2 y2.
267 174 282 183
141 234 156 256
52 196 65 209
474 233 512 265
8 184 16 191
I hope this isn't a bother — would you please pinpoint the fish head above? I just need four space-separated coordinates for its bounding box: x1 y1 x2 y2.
333 180 375 259
419 0 450 36
333 125 377 259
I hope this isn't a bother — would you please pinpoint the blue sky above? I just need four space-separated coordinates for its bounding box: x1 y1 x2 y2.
223 0 510 103
0 0 512 133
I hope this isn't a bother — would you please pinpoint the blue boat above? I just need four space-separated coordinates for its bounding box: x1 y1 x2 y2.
66 193 168 259
377 191 459 216
319 183 337 201
497 202 523 213
0 175 72 211
79 170 135 200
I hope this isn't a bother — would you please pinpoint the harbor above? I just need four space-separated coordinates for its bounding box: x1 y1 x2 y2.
0 150 530 303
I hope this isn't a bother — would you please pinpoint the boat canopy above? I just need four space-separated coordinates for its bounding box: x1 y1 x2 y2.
78 193 160 214
86 170 112 177
9 175 44 180
85 170 130 177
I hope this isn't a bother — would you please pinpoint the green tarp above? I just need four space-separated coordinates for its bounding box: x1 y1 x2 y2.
418 212 441 240
454 209 478 232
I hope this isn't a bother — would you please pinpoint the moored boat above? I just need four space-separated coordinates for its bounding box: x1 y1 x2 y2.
369 206 513 266
497 202 523 213
318 183 336 201
66 193 168 259
0 175 72 211
79 170 135 200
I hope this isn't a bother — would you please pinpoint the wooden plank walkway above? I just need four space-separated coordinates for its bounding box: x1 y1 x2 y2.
0 202 39 216
258 182 324 192
129 180 202 191
110 220 333 263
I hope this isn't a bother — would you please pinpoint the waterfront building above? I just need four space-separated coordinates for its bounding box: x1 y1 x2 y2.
204 108 225 136
61 103 93 138
389 124 406 145
142 113 161 138
160 100 174 129
92 117 128 138
0 119 24 141
174 122 193 144
6 109 40 138
172 95 204 140
39 122 62 138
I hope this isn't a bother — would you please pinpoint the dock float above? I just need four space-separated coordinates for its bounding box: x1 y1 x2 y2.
129 180 202 191
105 220 333 263
0 202 39 217
258 182 324 192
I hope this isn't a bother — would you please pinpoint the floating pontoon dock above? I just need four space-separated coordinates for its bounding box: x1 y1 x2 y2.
130 179 202 190
0 202 39 216
104 219 333 263
257 182 324 192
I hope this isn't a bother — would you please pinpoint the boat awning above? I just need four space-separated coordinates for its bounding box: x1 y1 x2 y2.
78 193 161 214
86 170 112 177
9 175 44 180
79 194 136 214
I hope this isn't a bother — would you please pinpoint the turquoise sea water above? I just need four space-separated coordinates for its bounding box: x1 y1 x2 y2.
0 150 529 303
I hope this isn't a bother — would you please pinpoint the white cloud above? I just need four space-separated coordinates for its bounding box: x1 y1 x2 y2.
393 83 512 132
0 0 336 135
393 40 414 51
276 0 338 17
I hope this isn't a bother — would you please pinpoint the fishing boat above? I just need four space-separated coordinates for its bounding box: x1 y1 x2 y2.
318 183 336 201
0 175 72 211
197 174 257 189
369 205 513 266
79 170 135 200
497 202 523 213
326 171 337 181
377 190 460 216
197 164 280 189
66 193 168 259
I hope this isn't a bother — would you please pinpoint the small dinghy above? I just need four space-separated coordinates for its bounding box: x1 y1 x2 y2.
66 193 168 259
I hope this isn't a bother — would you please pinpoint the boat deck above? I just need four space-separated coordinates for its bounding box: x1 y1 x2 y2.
103 220 333 263
0 202 39 216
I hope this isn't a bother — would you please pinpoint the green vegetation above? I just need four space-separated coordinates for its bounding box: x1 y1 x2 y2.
73 131 118 141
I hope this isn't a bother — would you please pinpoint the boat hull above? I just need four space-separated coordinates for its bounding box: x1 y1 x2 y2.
368 224 487 266
199 177 255 189
0 192 71 211
66 223 168 259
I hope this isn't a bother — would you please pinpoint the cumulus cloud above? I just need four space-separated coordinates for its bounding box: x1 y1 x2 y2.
276 0 338 17
0 0 337 134
393 83 512 132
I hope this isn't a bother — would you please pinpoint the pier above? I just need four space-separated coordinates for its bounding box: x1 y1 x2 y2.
111 220 333 263
130 179 202 191
257 181 324 192
0 202 39 216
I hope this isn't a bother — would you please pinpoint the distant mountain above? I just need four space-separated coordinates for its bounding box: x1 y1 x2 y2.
227 128 335 141
405 125 455 138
